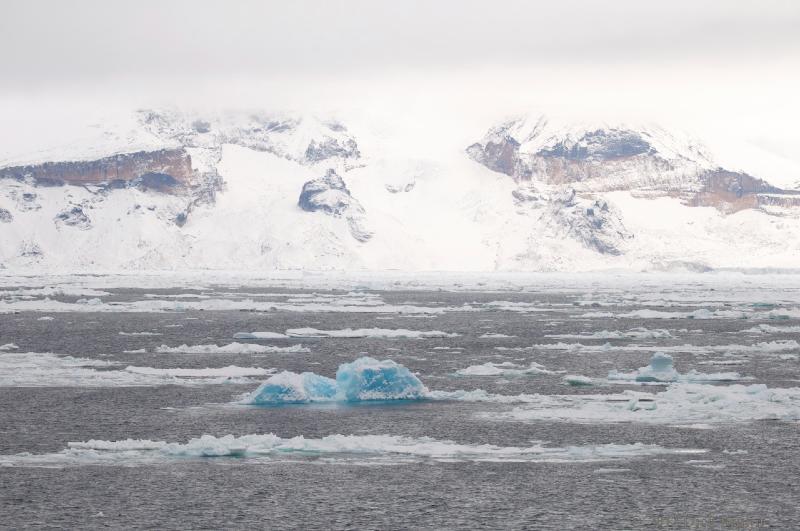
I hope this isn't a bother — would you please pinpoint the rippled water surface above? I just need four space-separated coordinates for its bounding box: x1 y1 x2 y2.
1 279 799 529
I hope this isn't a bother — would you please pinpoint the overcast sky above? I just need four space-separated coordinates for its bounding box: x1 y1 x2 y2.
1 1 797 89
1 0 799 171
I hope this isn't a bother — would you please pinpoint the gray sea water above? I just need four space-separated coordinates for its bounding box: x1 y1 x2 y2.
0 284 798 529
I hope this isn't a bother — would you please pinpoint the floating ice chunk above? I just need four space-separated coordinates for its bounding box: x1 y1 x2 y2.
0 352 268 387
76 297 103 306
233 331 289 339
336 357 429 401
607 353 741 383
563 375 595 386
609 352 680 383
155 342 308 354
245 371 338 404
0 434 705 466
285 328 458 339
456 361 553 377
37 316 54 321
124 366 274 378
742 324 798 334
547 328 673 340
0 343 18 351
244 356 429 404
118 331 161 336
479 333 515 338
490 383 800 424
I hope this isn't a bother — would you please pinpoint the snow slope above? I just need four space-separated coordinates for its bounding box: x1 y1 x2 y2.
1 109 799 272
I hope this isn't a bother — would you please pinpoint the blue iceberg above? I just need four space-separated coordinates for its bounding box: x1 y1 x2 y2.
336 357 428 401
243 357 428 405
247 371 338 405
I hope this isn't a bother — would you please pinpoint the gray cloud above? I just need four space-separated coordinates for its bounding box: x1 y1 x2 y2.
1 0 798 90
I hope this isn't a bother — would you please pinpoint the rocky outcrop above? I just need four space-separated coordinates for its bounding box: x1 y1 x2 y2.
516 188 631 255
0 208 12 223
139 110 361 166
688 169 800 213
468 116 800 215
298 169 372 241
54 206 92 230
305 137 360 163
0 149 193 191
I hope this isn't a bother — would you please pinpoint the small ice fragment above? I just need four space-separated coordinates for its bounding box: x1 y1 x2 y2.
563 374 594 386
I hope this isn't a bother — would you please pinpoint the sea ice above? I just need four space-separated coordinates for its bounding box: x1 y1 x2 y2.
490 383 800 424
563 375 595 386
233 331 290 339
0 343 19 351
0 434 705 466
155 342 308 354
547 328 673 340
456 361 553 377
0 352 269 387
607 352 741 383
284 328 459 339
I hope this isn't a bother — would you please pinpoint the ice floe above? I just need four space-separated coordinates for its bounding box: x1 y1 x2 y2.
455 361 554 377
154 343 309 354
489 383 800 424
118 331 161 336
0 434 705 466
233 331 290 340
284 328 459 339
563 375 595 386
0 352 273 387
547 328 673 340
244 356 428 404
742 324 800 334
0 343 19 351
607 353 742 384
479 333 515 338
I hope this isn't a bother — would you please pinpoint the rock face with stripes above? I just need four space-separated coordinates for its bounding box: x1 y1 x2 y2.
467 115 800 214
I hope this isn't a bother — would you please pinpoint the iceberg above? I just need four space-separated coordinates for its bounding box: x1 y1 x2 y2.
607 352 741 383
246 371 338 405
335 357 428 401
243 356 428 404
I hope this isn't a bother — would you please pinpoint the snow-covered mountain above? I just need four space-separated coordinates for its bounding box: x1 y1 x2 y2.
1 110 799 271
